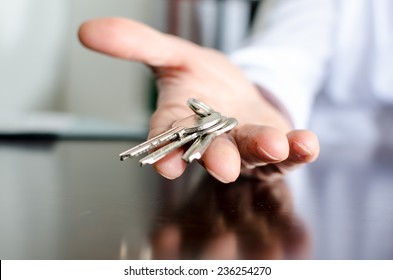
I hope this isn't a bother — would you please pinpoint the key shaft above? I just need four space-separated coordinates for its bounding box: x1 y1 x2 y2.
119 127 181 160
139 132 199 166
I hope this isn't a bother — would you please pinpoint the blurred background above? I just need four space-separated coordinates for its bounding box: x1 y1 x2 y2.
0 0 261 136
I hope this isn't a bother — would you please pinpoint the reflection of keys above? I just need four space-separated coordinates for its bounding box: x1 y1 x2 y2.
182 118 238 163
119 112 221 161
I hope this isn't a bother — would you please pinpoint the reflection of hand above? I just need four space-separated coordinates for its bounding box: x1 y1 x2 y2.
150 175 310 260
79 18 319 183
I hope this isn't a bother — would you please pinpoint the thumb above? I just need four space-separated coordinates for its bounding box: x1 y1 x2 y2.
78 17 197 68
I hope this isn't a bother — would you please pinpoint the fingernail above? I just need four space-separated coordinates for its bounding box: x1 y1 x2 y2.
294 142 313 158
257 146 280 161
154 166 177 180
159 172 176 180
206 167 231 184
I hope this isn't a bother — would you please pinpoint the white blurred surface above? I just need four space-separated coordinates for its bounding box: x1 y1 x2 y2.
0 0 68 111
0 0 163 125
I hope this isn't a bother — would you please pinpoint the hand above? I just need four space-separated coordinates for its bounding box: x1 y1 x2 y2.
78 17 319 183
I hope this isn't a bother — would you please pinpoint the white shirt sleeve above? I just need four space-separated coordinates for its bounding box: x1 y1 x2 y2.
230 0 335 128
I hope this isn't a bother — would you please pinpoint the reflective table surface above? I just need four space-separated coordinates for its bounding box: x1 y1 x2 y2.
1 137 393 259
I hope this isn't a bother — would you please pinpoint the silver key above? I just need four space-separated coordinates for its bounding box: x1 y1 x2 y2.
139 132 199 166
139 115 229 166
119 112 221 161
182 117 238 163
182 116 228 161
187 98 216 117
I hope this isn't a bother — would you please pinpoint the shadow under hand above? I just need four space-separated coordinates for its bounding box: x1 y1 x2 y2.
150 175 310 260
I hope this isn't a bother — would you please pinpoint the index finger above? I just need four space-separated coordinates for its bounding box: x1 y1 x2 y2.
78 17 198 68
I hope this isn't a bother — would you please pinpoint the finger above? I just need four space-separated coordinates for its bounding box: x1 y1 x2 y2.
145 105 195 180
153 148 188 180
78 17 198 68
199 134 241 183
145 127 187 181
234 125 290 168
275 130 320 172
239 129 319 181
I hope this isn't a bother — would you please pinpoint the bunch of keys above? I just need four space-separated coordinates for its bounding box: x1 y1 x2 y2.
119 98 238 166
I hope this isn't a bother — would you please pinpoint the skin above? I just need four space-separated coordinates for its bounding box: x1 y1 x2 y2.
78 17 320 183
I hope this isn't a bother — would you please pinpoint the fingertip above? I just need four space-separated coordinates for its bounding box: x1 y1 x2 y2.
255 127 290 161
287 130 320 163
200 136 241 183
153 150 187 180
78 18 111 45
236 125 289 166
205 166 238 184
78 20 101 51
78 17 128 57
